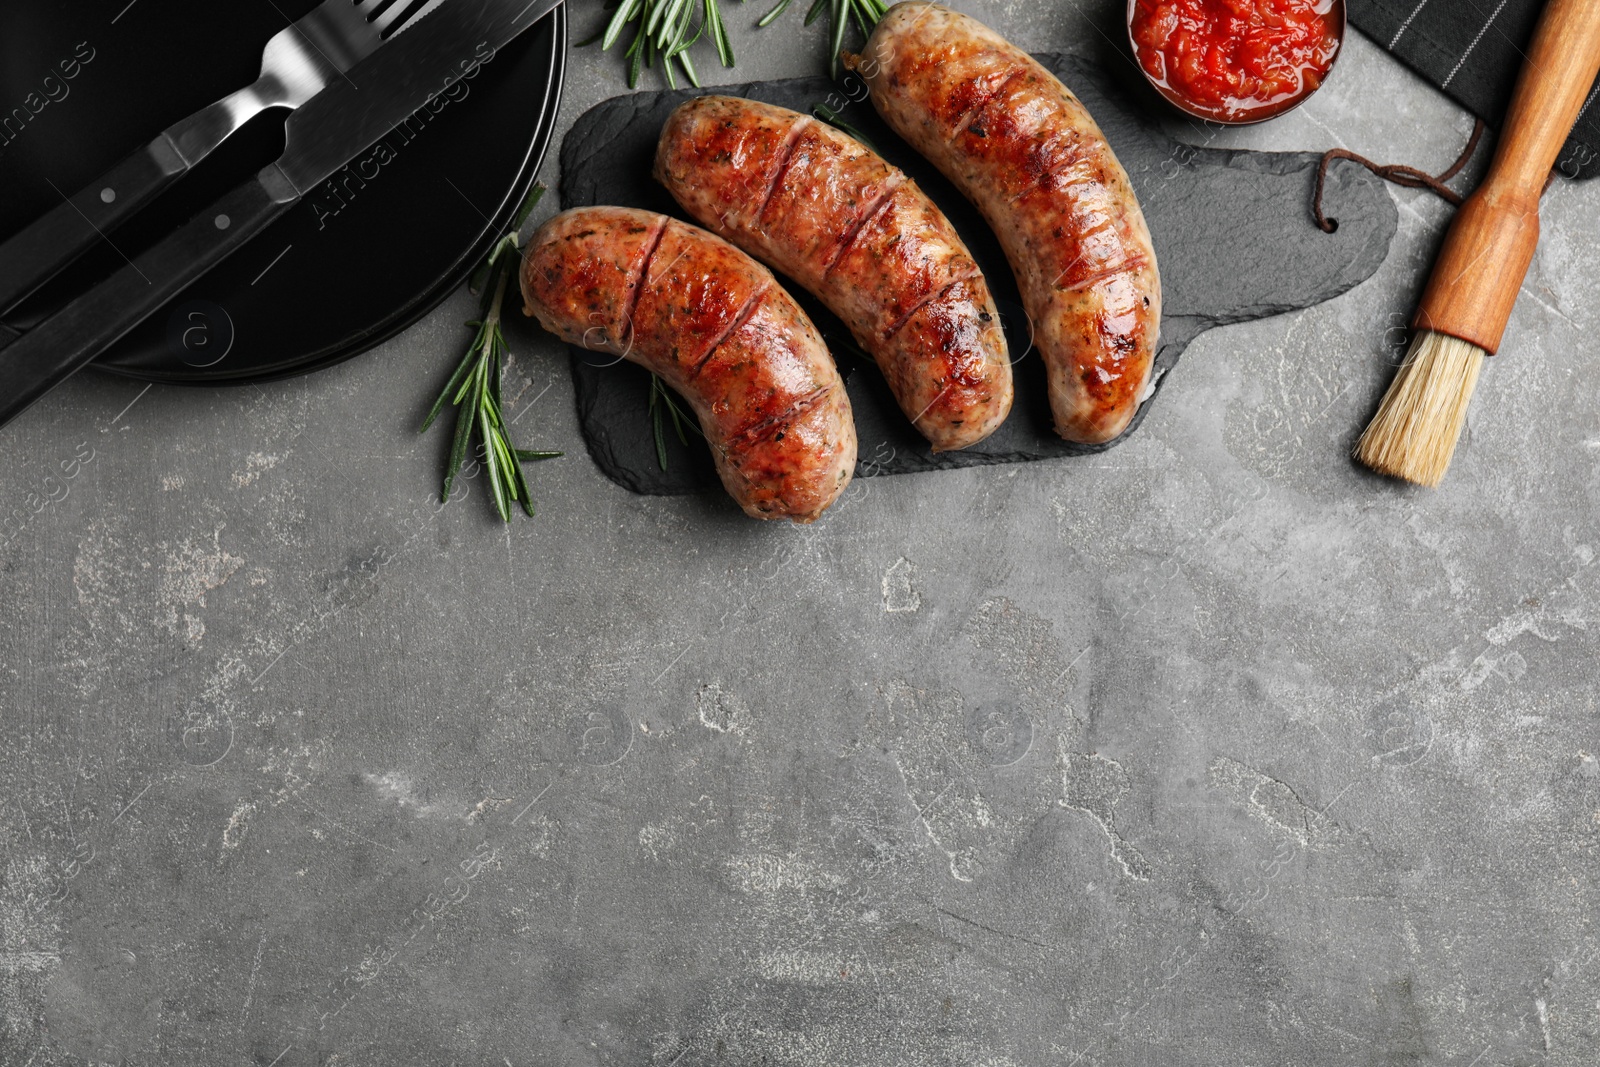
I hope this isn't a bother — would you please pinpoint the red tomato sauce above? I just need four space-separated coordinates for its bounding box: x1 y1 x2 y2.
1130 0 1342 122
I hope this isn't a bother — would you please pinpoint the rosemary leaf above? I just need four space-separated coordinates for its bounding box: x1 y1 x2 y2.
467 256 494 297
442 378 475 500
602 0 646 49
651 377 670 471
511 182 547 230
648 374 701 471
509 450 537 518
480 404 510 521
758 0 796 28
664 384 692 445
422 335 483 433
826 0 849 80
424 184 560 520
587 0 733 88
705 0 734 67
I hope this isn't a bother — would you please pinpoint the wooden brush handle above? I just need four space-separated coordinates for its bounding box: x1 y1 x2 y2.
1413 0 1600 353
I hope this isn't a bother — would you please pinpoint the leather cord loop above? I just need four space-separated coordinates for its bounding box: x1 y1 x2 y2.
1314 119 1487 233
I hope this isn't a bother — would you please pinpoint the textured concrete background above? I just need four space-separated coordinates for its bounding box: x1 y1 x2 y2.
3 2 1599 1065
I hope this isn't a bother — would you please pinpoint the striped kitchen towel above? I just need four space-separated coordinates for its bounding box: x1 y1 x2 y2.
1348 0 1600 178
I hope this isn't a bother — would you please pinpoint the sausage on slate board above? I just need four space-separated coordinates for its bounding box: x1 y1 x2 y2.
656 96 1013 452
521 207 856 523
848 2 1162 445
555 57 1398 493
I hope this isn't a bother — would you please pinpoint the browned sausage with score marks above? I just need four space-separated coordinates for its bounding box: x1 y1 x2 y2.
848 2 1162 445
655 95 1012 452
520 207 856 523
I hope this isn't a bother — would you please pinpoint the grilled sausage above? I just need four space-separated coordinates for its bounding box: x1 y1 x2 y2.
655 96 1012 452
521 207 856 523
847 2 1161 444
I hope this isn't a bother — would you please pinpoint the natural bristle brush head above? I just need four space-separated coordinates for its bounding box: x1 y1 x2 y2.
1355 330 1486 488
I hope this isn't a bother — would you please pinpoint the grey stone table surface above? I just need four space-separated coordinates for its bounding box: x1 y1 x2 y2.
3 4 1598 1066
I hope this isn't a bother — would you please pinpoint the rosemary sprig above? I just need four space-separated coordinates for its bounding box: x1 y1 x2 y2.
648 373 700 470
762 0 887 79
582 0 736 89
422 184 561 521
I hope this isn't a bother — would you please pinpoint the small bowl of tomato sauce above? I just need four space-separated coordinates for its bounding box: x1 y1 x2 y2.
1127 0 1345 124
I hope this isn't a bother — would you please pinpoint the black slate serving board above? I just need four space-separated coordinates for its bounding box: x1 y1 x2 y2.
557 55 1398 494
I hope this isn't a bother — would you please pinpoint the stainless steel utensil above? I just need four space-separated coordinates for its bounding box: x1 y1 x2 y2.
0 0 437 315
0 0 564 428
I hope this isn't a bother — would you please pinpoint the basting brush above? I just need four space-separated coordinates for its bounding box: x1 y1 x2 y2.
1356 0 1600 487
